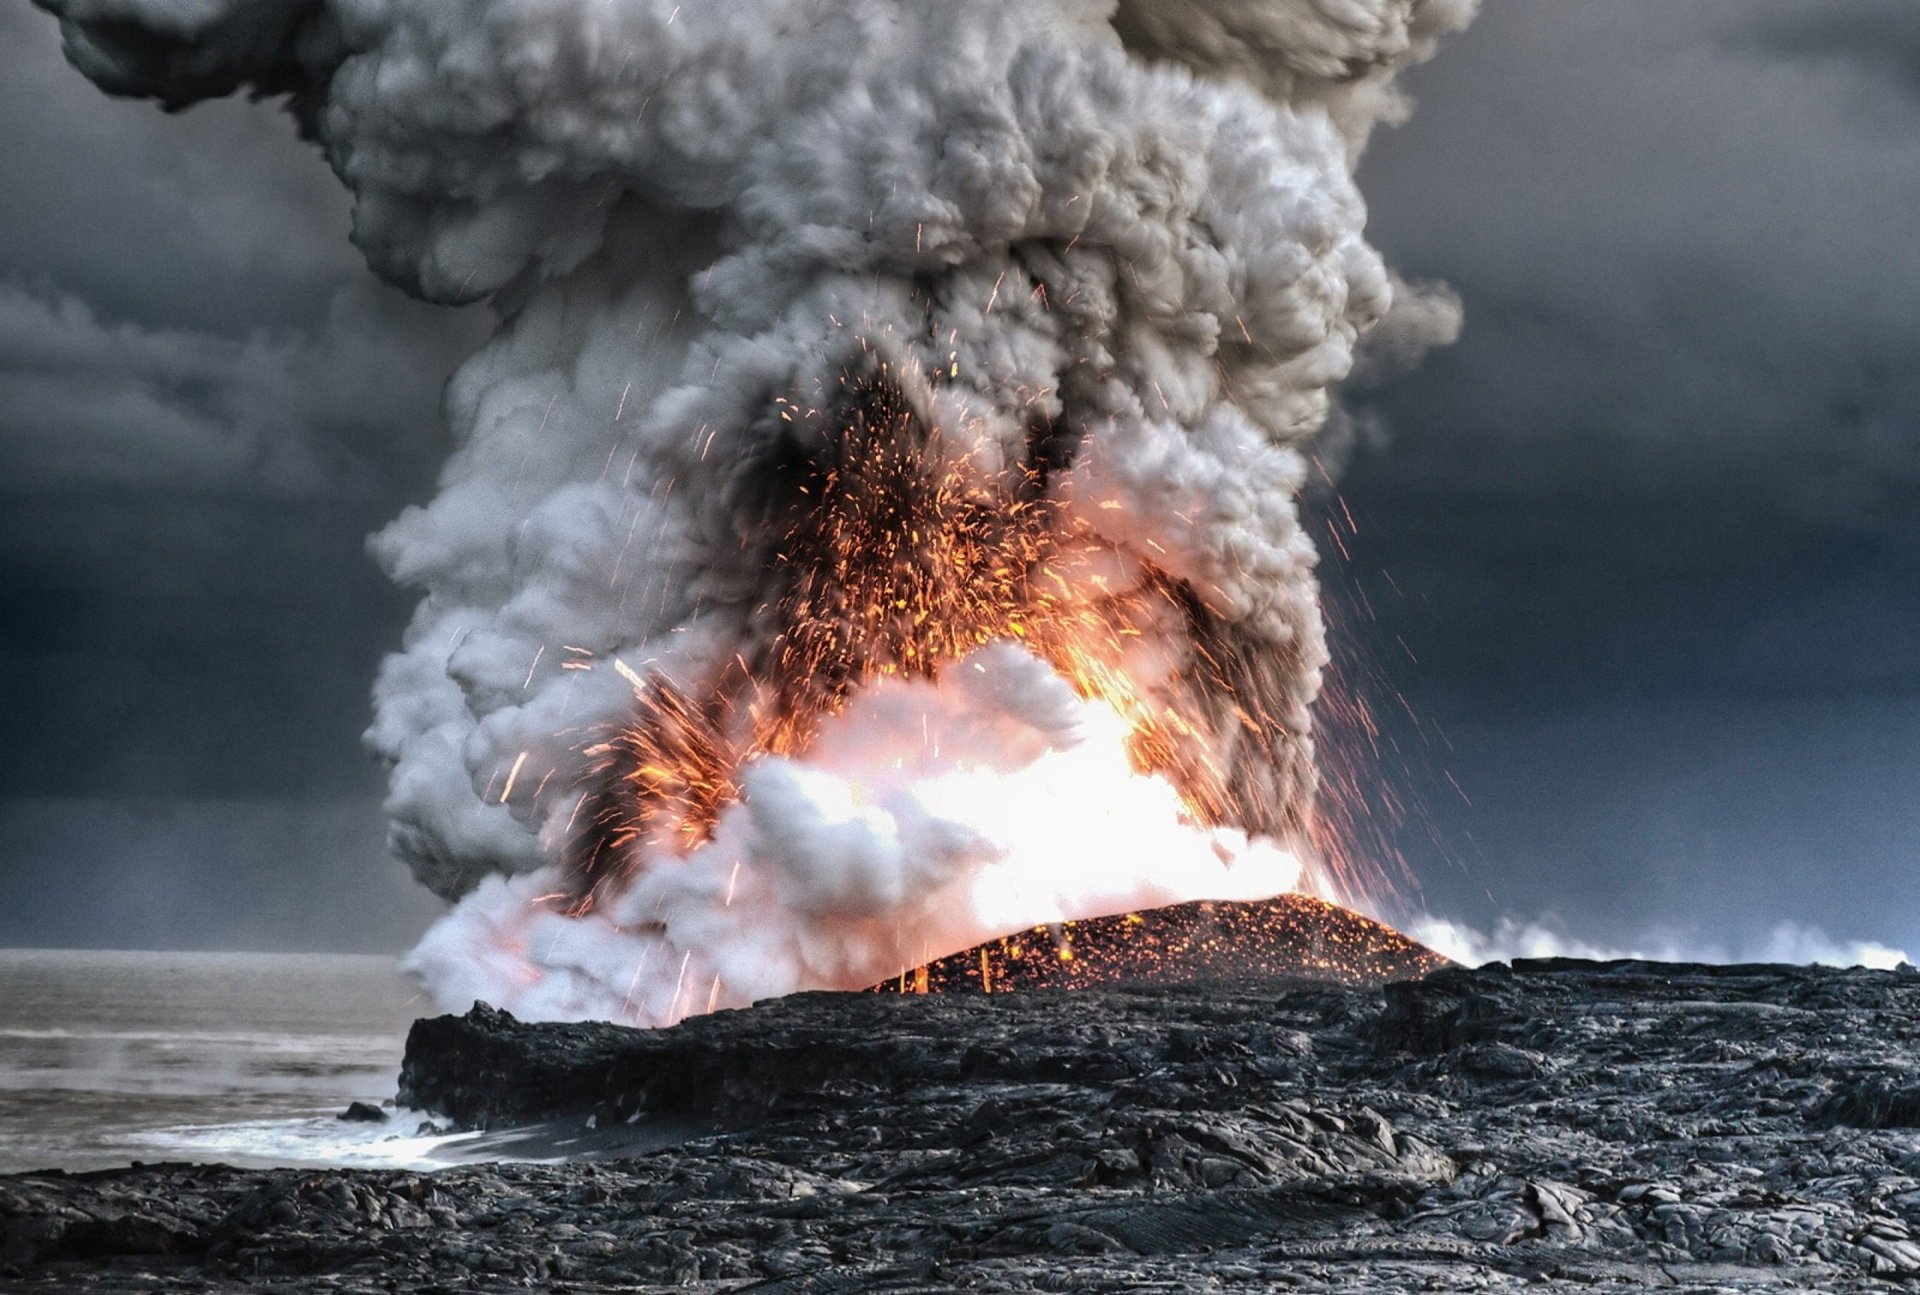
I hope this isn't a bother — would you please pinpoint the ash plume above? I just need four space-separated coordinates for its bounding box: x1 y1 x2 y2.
37 0 1474 1023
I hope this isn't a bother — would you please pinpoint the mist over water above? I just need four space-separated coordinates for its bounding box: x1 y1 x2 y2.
0 949 429 1173
1409 916 1912 973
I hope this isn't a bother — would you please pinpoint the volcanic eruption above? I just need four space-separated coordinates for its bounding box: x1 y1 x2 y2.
38 0 1474 1023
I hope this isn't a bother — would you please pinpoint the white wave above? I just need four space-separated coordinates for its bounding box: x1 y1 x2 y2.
134 1109 483 1171
1411 915 1913 971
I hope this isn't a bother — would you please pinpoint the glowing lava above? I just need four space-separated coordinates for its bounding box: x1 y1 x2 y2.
875 893 1449 995
405 641 1318 1027
403 355 1379 1028
563 357 1322 914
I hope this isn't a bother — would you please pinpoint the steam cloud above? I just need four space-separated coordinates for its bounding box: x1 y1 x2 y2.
39 0 1474 1023
1413 915 1914 973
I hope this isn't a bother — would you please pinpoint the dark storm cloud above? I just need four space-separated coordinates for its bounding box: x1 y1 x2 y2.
0 4 349 334
1400 694 1920 956
1742 1 1920 103
0 798 444 953
1352 0 1920 701
0 4 484 951
0 7 483 499
1332 0 1920 951
0 278 473 497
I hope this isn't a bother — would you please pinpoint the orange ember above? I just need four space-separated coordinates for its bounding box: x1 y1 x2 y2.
564 352 1333 913
871 894 1448 994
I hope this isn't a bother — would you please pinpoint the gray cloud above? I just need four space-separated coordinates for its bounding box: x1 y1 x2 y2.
1359 1 1920 506
0 1 481 952
1382 694 1920 954
0 8 486 510
1350 0 1920 676
0 798 444 954
0 5 350 334
1740 2 1920 104
0 278 477 497
1322 0 1920 954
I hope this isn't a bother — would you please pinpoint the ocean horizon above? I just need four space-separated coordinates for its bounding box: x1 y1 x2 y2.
0 947 468 1175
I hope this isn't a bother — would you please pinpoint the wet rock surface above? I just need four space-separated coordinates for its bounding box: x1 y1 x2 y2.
5 959 1920 1292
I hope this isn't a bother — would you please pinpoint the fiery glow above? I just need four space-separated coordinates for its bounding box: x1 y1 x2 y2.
564 354 1328 923
878 894 1448 994
403 643 1314 1026
380 346 1438 1030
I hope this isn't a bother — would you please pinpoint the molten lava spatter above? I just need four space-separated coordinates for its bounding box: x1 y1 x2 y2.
873 894 1448 995
566 355 1323 915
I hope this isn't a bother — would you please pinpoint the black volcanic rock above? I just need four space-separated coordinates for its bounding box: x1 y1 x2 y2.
6 959 1920 1292
396 1002 651 1131
1815 1075 1920 1130
398 896 1445 1135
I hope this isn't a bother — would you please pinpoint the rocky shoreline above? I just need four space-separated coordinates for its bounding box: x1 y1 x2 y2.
5 959 1920 1291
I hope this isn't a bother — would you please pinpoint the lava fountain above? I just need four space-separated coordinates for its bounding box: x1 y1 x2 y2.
37 0 1476 1023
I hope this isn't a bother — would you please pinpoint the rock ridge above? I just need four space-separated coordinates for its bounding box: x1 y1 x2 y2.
3 959 1919 1291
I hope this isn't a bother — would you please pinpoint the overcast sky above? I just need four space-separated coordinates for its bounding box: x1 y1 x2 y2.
2 0 1915 956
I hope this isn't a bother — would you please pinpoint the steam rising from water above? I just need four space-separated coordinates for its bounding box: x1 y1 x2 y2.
39 0 1474 1023
1414 916 1913 972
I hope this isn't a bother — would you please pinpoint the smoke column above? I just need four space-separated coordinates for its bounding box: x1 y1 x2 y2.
39 0 1473 1024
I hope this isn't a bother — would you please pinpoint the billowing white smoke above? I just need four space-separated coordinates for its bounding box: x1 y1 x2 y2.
411 644 1304 1023
39 0 1474 1024
1413 915 1914 972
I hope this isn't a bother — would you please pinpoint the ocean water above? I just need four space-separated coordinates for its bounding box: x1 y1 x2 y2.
0 948 480 1174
